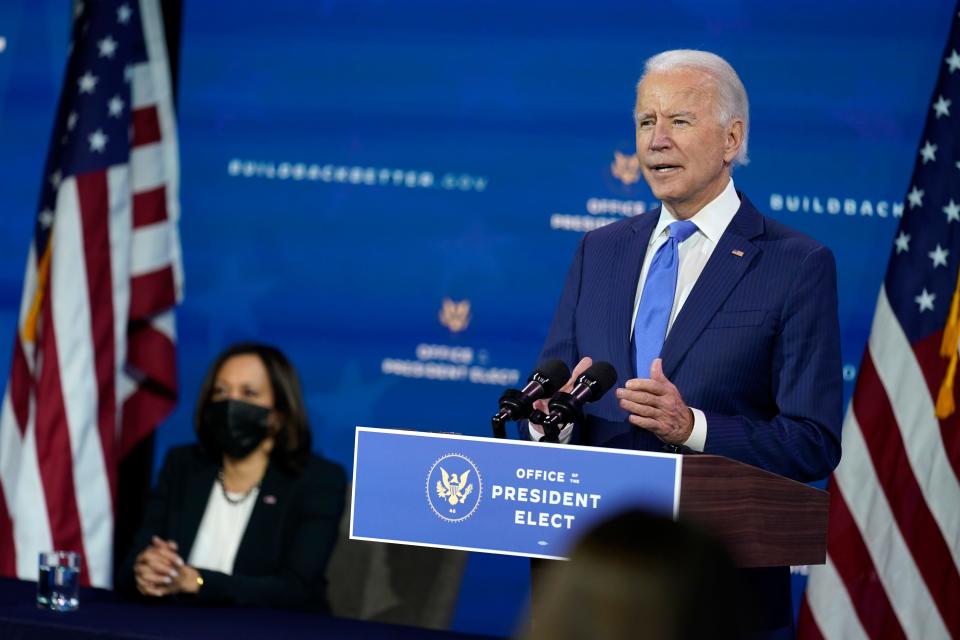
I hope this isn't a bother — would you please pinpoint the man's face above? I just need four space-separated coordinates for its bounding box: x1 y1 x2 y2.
634 68 743 219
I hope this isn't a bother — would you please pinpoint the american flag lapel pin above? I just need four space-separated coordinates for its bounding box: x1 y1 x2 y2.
263 495 277 505
731 250 744 257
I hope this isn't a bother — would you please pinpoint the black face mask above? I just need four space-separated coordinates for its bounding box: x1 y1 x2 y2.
202 399 271 460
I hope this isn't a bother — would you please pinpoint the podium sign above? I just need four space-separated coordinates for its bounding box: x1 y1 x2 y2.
350 427 681 560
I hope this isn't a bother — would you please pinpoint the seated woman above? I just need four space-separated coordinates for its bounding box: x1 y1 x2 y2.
120 343 346 612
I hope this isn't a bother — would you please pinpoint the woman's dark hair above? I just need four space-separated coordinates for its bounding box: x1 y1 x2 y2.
525 509 747 640
194 342 312 474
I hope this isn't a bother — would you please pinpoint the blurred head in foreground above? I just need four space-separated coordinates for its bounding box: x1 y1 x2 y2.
525 510 747 640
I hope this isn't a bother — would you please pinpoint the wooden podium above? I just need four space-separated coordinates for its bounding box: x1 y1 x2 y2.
530 453 828 606
678 455 828 568
525 454 824 632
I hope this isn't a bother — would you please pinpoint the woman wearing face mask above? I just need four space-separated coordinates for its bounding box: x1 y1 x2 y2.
120 343 346 612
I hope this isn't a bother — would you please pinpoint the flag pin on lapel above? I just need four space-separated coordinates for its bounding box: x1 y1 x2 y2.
731 250 744 257
263 495 277 505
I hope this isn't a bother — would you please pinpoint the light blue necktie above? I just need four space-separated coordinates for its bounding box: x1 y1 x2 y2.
633 220 699 377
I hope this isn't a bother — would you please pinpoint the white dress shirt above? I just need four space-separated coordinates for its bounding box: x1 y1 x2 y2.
531 179 740 450
187 480 259 575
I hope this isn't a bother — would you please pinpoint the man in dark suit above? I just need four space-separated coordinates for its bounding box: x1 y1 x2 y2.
528 50 843 638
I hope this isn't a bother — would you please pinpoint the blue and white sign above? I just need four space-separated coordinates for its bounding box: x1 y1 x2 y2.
350 427 681 559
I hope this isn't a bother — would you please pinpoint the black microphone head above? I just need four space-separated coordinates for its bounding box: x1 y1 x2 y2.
531 359 572 396
578 361 618 401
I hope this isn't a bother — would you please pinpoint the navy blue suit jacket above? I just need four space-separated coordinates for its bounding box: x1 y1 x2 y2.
534 194 842 484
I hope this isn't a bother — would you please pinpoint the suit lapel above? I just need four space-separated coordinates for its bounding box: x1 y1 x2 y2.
661 196 764 379
611 211 659 379
232 464 290 572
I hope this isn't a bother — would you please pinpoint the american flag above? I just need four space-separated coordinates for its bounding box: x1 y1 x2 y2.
799 5 960 639
0 0 181 588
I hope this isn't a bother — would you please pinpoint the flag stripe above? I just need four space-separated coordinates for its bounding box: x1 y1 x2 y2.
137 0 183 302
0 391 53 580
131 143 165 192
854 353 960 630
33 290 90 585
51 179 114 588
76 172 119 507
132 185 167 226
801 555 870 640
0 478 15 576
868 290 960 573
132 105 161 147
9 340 31 437
823 484 906 639
127 323 177 391
797 601 824 640
107 165 133 447
129 265 176 321
0 391 25 580
130 62 155 109
119 384 175 458
796 598 825 640
834 410 950 638
149 307 176 341
131 222 177 276
908 333 960 481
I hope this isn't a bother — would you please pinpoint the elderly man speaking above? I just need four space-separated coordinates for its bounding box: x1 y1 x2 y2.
527 50 843 638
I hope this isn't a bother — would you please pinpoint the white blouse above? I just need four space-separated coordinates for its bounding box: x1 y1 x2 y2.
187 480 258 574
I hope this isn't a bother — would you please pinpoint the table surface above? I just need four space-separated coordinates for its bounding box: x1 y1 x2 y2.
0 577 500 640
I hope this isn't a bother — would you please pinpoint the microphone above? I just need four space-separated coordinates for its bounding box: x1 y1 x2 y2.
491 359 571 438
540 361 617 443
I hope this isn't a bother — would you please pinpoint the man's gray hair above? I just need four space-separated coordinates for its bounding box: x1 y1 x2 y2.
639 49 750 167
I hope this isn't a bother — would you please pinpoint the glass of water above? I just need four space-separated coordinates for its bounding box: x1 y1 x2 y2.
37 551 80 611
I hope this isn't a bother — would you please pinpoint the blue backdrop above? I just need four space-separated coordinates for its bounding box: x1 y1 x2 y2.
0 0 953 635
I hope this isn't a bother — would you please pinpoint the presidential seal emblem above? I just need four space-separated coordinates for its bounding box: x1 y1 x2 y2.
610 150 641 186
438 298 471 333
426 453 482 523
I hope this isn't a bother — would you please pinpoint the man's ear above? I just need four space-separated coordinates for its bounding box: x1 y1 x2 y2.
724 119 745 164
